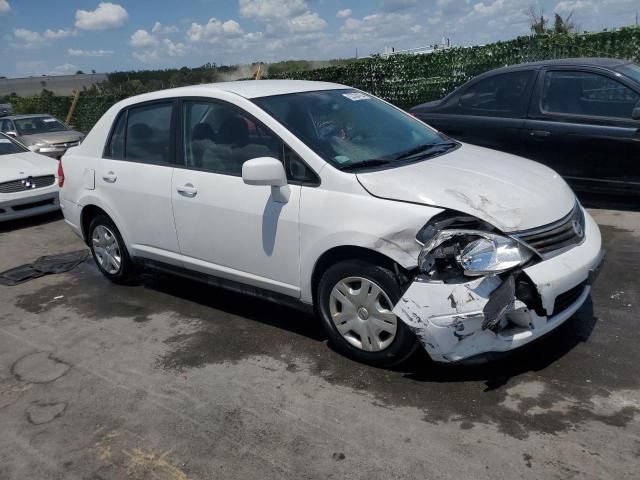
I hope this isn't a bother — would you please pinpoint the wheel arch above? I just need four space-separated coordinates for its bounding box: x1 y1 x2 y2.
310 245 411 307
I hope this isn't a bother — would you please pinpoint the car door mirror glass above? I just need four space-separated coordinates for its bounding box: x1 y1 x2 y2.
242 157 288 187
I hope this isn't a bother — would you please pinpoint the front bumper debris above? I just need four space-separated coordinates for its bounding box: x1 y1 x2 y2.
393 209 604 363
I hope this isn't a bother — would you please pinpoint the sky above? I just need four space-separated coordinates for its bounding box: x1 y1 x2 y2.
0 0 638 78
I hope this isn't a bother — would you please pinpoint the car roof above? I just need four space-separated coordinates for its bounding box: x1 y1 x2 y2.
116 80 348 107
491 57 630 73
4 114 55 120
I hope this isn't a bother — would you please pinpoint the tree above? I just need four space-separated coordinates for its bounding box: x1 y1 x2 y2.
75 70 85 74
528 6 577 35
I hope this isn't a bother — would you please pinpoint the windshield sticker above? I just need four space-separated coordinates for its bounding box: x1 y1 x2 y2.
334 155 350 164
0 138 11 143
343 92 370 101
43 118 57 123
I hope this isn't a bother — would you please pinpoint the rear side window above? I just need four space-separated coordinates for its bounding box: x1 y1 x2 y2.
104 102 173 163
460 71 534 114
542 71 639 119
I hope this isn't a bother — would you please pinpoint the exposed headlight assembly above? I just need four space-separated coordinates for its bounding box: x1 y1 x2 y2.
418 229 534 279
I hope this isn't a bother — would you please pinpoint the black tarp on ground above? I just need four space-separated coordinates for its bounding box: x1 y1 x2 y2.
0 250 90 286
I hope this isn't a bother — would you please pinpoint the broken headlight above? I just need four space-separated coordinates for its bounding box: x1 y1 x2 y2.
418 230 533 279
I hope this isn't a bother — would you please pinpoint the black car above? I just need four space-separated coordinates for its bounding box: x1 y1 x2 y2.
410 58 640 196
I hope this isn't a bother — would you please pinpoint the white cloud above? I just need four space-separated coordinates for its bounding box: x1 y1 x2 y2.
68 48 113 57
49 63 79 76
239 0 307 21
130 29 158 47
0 0 10 14
186 18 244 43
152 22 179 35
336 9 352 19
287 11 327 32
12 28 75 47
75 2 128 31
163 38 186 57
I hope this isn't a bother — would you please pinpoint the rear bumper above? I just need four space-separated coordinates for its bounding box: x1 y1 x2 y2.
393 209 603 363
0 188 60 221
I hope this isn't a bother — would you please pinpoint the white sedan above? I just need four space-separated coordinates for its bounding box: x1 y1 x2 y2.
59 80 604 366
0 133 60 222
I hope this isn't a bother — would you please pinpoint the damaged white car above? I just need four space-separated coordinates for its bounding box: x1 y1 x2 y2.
59 80 604 366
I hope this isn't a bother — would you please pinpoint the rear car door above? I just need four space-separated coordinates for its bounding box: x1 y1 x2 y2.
170 98 303 297
523 68 640 195
98 100 181 263
415 69 537 154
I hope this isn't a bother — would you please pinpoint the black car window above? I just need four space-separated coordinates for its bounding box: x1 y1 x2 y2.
125 102 173 163
182 100 281 176
542 71 639 119
284 144 319 185
104 111 126 159
0 120 10 132
459 71 534 114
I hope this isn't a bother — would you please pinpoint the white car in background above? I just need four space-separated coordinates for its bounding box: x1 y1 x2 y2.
0 133 60 222
59 80 604 366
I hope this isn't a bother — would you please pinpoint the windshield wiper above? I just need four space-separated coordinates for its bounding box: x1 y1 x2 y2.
394 141 457 161
339 158 393 171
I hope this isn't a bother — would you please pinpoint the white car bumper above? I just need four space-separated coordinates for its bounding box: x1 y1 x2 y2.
393 209 604 363
0 186 60 222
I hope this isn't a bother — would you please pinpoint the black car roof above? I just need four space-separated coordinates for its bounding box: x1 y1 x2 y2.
491 57 630 73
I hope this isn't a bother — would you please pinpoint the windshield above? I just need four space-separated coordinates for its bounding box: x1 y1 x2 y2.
253 89 456 171
14 116 69 135
0 134 28 155
617 62 640 86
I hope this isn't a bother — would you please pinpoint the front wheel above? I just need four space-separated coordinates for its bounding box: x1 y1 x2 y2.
88 215 136 284
317 260 418 367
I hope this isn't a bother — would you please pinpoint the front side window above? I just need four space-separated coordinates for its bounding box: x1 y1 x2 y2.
0 120 11 132
253 89 456 171
14 116 69 135
542 71 639 119
459 71 534 114
0 133 27 155
182 100 281 176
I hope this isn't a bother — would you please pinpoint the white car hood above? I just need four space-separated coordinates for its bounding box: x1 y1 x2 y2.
356 143 576 232
0 152 58 181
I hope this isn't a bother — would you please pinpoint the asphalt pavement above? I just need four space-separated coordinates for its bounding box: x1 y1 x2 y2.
0 207 638 480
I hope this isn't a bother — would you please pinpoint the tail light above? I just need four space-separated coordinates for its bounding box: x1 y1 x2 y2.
57 159 65 188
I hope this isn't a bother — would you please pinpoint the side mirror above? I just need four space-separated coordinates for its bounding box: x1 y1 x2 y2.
632 105 640 121
242 157 290 203
5 131 17 137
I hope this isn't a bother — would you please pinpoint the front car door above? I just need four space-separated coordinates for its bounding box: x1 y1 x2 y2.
524 67 640 195
98 100 181 263
416 69 537 154
171 98 303 297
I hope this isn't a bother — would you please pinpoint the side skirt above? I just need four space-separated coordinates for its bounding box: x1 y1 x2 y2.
137 257 316 315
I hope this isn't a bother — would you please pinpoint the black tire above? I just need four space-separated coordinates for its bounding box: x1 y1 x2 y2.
317 259 418 367
88 214 136 284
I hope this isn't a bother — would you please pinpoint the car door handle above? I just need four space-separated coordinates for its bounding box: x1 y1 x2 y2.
102 171 117 183
530 130 551 138
177 183 198 197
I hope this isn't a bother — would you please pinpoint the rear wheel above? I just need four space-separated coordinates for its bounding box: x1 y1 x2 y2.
317 260 418 367
88 215 136 284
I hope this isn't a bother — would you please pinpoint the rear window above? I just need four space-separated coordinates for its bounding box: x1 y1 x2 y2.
0 134 27 155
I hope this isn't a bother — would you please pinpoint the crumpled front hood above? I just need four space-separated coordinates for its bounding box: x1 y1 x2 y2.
21 130 83 146
356 143 576 232
0 152 58 180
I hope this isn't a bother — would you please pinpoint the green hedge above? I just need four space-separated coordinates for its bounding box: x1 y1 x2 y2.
270 27 640 108
8 27 640 132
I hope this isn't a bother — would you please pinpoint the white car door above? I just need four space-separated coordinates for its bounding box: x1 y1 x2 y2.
171 99 302 297
98 100 181 263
